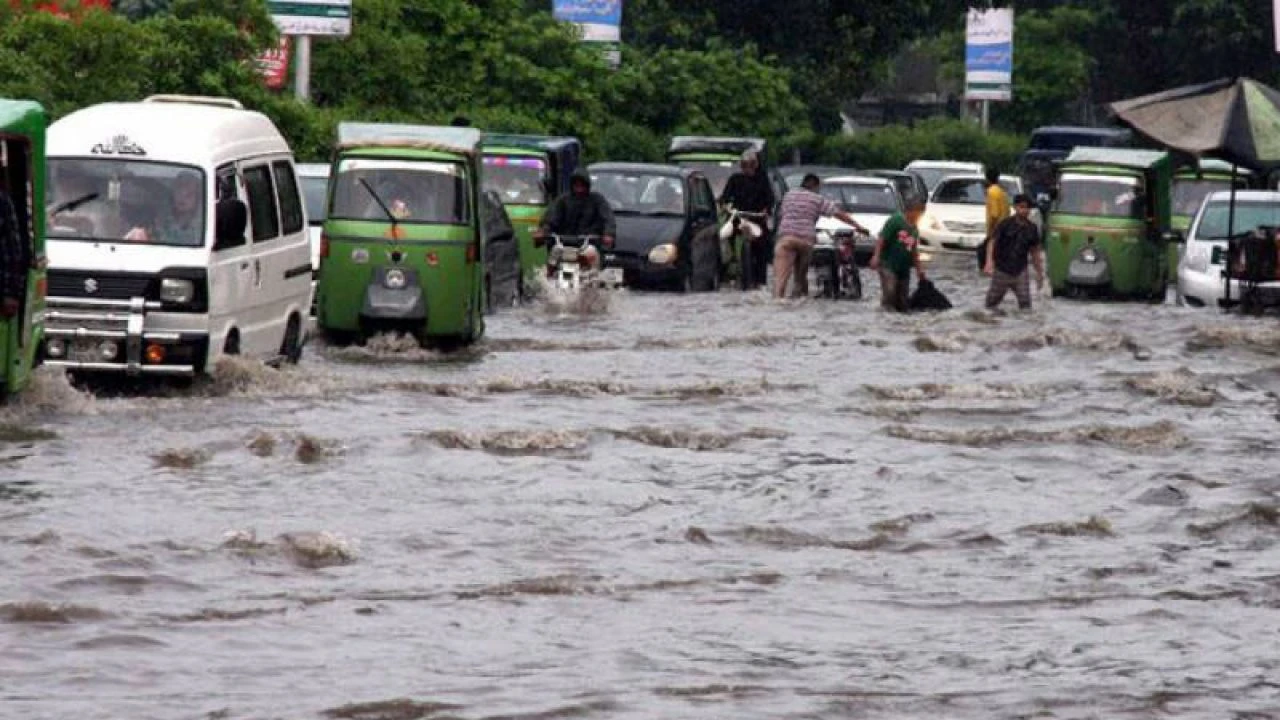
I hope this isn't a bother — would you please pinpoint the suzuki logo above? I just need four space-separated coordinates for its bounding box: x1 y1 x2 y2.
84 278 99 294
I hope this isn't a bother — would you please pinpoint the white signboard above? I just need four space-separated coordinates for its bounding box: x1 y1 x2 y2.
268 0 352 37
965 7 1014 102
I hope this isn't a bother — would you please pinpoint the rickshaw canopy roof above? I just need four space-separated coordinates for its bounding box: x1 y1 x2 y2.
481 134 580 154
0 99 46 138
667 136 766 158
337 123 481 156
1062 147 1169 172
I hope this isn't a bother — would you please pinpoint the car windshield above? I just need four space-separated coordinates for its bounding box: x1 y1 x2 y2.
1030 132 1113 152
999 179 1020 197
46 159 207 247
330 158 469 225
300 174 328 225
820 183 898 213
1195 200 1280 240
1055 176 1142 218
592 171 685 215
932 178 987 205
675 161 735 196
1173 179 1233 217
907 164 980 191
482 155 548 205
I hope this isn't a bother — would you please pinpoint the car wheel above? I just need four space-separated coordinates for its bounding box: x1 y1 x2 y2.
690 227 720 292
279 314 303 364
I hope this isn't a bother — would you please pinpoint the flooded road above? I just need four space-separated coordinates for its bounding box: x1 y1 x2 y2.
3 255 1279 720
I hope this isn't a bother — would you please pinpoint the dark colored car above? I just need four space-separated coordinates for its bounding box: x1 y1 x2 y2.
480 190 521 309
588 162 719 291
865 169 929 207
1019 126 1132 201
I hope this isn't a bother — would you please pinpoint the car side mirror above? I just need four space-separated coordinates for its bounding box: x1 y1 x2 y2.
214 198 248 251
1162 230 1185 245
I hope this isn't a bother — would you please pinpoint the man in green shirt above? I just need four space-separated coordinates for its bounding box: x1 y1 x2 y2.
870 197 926 312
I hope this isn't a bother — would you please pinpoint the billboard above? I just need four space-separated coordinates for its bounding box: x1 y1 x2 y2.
10 0 111 15
267 0 351 37
256 37 292 91
965 7 1013 102
553 0 622 67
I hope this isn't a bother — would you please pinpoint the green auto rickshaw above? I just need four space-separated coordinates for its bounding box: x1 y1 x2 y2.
1046 147 1175 301
480 134 581 286
1169 159 1251 281
0 99 46 402
317 123 486 348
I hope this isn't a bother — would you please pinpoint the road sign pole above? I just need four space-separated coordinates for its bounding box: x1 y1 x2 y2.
981 100 990 133
294 35 312 102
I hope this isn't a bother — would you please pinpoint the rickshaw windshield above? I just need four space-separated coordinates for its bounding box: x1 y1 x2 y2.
331 158 469 225
1173 179 1232 217
592 172 685 216
482 155 548 205
1055 175 1143 219
821 183 898 213
675 161 734 196
300 175 328 224
1195 201 1280 240
46 158 207 247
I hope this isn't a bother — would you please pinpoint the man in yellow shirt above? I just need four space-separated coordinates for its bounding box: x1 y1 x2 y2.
980 166 1010 270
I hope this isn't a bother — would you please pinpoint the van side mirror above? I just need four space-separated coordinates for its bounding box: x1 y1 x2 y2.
214 198 248 250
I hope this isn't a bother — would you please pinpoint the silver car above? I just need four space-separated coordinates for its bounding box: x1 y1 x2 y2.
1178 190 1280 308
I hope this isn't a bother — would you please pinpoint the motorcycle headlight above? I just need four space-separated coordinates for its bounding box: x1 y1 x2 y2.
160 278 195 304
648 243 678 266
1080 247 1100 264
384 268 408 289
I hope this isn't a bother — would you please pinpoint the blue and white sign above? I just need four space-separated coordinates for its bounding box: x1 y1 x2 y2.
965 7 1013 102
553 0 623 66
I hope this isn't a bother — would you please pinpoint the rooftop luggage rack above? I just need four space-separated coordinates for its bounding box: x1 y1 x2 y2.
142 95 245 110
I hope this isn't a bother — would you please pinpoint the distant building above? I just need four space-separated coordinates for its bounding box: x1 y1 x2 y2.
845 45 963 132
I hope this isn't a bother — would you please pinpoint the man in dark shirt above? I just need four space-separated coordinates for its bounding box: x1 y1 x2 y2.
983 194 1045 310
534 170 615 247
719 151 775 286
0 188 26 319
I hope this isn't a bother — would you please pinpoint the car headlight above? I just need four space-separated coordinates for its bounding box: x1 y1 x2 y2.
384 268 408 289
160 278 195 304
1080 246 1099 264
648 243 678 266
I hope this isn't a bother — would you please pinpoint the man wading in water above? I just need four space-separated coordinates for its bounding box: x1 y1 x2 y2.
870 197 926 312
984 193 1045 310
773 174 864 299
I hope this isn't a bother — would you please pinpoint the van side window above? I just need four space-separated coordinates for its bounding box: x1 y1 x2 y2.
242 165 280 242
272 161 304 235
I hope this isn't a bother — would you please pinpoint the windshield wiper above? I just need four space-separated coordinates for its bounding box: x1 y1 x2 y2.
359 178 400 232
49 192 100 216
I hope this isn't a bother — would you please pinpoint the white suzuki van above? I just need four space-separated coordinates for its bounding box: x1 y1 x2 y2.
41 95 312 376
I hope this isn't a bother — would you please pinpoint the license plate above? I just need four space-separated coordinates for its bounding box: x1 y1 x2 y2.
69 340 99 364
601 268 624 285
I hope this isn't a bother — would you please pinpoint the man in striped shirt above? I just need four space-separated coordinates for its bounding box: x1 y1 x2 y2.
773 174 865 299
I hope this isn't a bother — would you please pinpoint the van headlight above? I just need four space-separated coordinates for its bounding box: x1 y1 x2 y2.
160 278 195 304
648 243 678 266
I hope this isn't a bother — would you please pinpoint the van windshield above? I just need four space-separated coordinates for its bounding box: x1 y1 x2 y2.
330 158 469 225
1055 175 1143 218
46 159 207 247
482 155 548 205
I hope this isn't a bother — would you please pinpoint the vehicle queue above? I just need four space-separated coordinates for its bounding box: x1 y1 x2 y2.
2 94 1278 403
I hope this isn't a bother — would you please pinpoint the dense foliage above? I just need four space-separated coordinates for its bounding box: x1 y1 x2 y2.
2 0 1278 164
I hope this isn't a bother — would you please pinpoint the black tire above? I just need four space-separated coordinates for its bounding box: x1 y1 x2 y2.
847 264 863 301
280 315 303 365
690 229 720 293
223 330 240 356
738 237 755 292
322 328 358 347
824 261 838 299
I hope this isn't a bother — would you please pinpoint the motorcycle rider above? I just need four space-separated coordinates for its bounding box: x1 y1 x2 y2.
534 170 616 256
719 150 775 287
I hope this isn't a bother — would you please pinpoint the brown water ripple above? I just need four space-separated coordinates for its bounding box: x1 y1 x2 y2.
885 420 1191 450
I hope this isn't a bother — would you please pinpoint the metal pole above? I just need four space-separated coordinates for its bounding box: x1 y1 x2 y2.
981 100 990 133
1225 163 1238 307
295 35 311 103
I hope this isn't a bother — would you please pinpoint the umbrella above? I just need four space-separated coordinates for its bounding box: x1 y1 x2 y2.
1109 77 1280 172
1110 78 1280 305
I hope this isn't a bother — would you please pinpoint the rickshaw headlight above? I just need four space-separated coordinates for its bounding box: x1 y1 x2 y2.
384 268 408 289
160 278 195 304
648 243 678 265
1080 247 1100 264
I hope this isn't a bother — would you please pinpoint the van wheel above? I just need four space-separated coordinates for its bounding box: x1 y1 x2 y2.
280 315 303 364
223 330 240 356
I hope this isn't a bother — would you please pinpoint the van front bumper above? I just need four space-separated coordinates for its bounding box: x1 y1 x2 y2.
41 297 208 377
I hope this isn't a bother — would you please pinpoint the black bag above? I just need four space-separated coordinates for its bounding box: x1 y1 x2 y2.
910 278 953 312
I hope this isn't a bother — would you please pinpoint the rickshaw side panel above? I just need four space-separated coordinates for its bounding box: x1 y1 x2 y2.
0 100 47 400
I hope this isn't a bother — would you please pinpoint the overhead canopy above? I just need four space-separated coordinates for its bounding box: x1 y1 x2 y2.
481 134 580 153
0 99 46 138
1109 77 1280 172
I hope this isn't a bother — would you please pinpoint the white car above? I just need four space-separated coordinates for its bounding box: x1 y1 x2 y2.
296 163 329 309
815 175 902 261
42 95 313 377
917 175 1039 252
1178 190 1280 308
904 160 984 194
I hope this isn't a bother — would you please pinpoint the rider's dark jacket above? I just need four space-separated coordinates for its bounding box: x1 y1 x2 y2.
719 171 775 215
539 171 616 237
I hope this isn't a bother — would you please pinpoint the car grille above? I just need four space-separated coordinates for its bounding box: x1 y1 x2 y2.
944 221 986 234
48 270 152 301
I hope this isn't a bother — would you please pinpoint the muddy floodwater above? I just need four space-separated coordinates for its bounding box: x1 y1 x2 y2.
3 256 1279 720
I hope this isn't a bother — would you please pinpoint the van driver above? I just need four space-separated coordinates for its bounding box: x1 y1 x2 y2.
124 171 202 245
